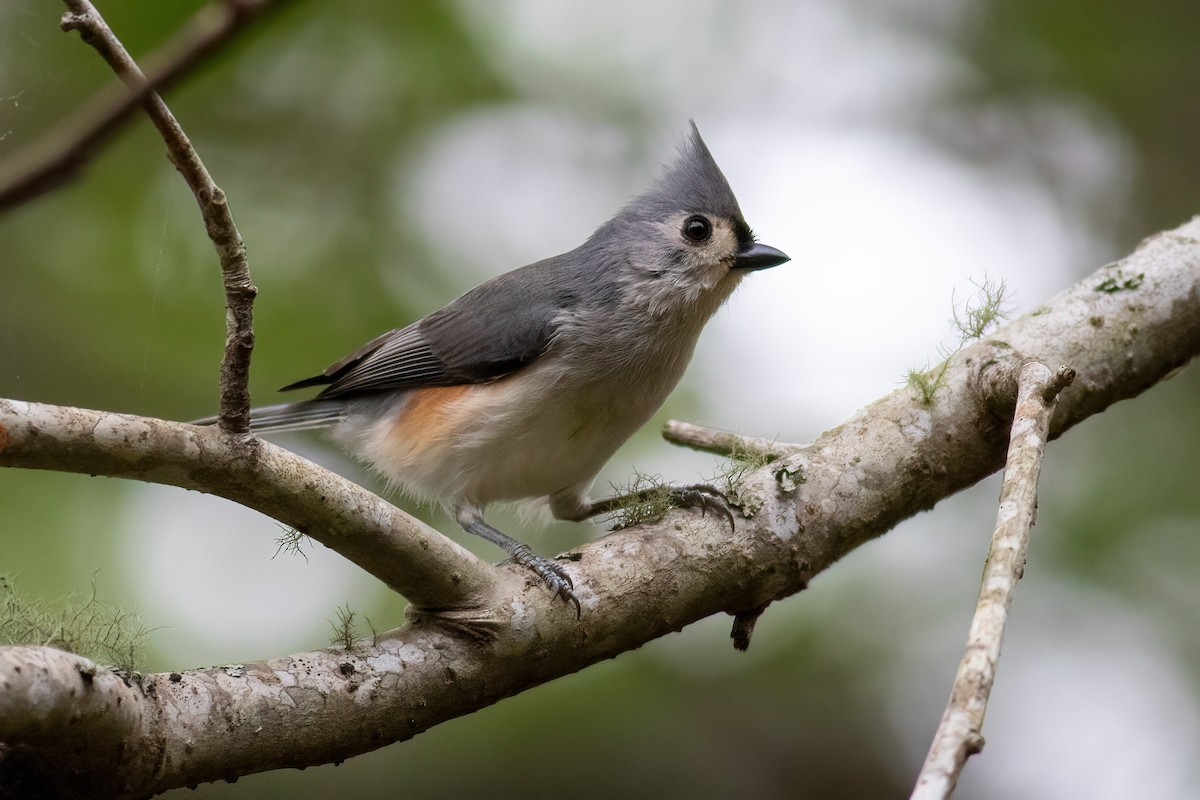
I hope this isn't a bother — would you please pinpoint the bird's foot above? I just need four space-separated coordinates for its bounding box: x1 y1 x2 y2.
509 544 581 618
669 483 736 531
458 513 582 616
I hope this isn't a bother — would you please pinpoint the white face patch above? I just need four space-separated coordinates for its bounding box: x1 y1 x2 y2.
619 213 744 318
675 212 740 263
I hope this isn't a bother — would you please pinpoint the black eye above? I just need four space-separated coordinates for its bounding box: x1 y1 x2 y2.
682 215 712 243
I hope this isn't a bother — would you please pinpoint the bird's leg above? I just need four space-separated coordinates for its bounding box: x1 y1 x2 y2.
567 484 735 530
455 507 580 617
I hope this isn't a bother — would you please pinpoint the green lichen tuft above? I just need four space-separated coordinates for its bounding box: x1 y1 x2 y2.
906 274 1010 406
951 274 1010 340
328 603 369 651
906 365 946 406
0 574 154 673
1095 270 1144 293
608 471 675 529
717 440 783 514
274 527 310 561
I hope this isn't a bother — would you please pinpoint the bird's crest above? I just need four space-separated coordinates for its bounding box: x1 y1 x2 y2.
633 121 745 224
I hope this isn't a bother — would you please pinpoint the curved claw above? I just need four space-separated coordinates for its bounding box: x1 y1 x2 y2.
511 546 581 618
547 576 582 619
670 484 736 531
458 513 583 618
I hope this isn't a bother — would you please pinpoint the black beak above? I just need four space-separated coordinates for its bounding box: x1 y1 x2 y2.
733 241 790 271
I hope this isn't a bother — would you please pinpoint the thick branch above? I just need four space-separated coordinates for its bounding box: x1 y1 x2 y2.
0 0 287 213
911 361 1073 800
60 0 257 433
1 218 1198 796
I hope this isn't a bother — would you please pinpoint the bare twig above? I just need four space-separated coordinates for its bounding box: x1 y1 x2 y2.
0 0 287 213
911 360 1075 800
60 0 258 433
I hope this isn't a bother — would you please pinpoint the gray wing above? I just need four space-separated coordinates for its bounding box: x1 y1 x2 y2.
281 258 574 400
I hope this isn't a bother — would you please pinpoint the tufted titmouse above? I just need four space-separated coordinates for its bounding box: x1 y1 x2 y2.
198 123 789 610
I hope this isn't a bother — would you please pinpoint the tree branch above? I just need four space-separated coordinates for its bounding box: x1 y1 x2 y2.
0 0 288 213
911 360 1074 800
1 218 1198 795
661 420 786 458
59 0 259 433
0 402 503 616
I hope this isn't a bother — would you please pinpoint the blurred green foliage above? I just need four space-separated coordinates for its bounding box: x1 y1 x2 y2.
964 0 1200 239
1 1 1199 798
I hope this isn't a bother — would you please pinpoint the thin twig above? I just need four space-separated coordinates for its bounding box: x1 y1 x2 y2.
662 419 786 458
0 0 287 213
60 0 258 433
911 360 1075 800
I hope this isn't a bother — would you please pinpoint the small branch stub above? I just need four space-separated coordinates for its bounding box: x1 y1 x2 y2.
1042 365 1076 403
662 419 784 458
730 604 768 651
911 359 1073 800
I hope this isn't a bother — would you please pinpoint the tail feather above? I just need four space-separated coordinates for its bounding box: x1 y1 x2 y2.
190 400 347 434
